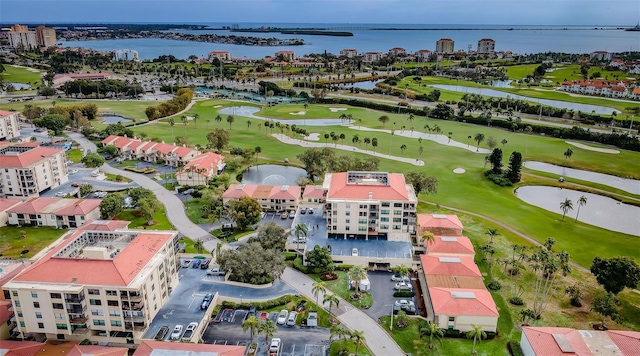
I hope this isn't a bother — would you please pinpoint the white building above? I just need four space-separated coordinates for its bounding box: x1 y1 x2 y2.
477 38 495 54
363 52 383 62
340 49 359 58
0 142 68 198
0 110 21 141
4 197 101 228
436 38 455 54
3 225 180 344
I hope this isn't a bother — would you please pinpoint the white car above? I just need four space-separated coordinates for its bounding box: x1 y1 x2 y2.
269 338 282 353
394 282 413 291
54 192 66 197
351 248 359 257
90 172 100 177
391 274 410 282
69 169 79 174
181 322 198 341
286 311 298 326
170 324 183 340
276 310 288 325
307 207 314 214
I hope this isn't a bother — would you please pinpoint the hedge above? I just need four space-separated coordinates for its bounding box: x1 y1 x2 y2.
509 341 525 356
221 295 294 310
393 291 415 298
124 166 156 174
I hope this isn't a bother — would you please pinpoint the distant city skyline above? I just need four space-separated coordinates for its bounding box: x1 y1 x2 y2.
2 0 639 26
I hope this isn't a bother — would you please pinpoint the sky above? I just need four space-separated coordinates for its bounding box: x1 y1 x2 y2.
1 0 639 26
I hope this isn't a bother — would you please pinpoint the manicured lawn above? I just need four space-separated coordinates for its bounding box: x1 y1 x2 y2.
66 148 83 163
0 226 68 258
180 237 208 254
184 198 209 224
0 65 43 86
116 206 172 230
104 172 132 183
329 341 373 356
309 271 374 309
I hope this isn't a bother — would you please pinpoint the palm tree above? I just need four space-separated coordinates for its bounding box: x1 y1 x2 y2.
448 132 453 143
226 115 235 130
575 195 588 222
242 316 259 345
303 103 308 110
466 324 487 354
311 281 326 307
474 133 485 152
350 330 366 355
420 321 444 349
467 135 472 147
169 118 175 136
486 228 499 244
424 124 431 135
323 293 340 314
339 133 345 144
371 138 378 152
423 231 436 247
294 223 308 255
564 147 574 160
193 113 199 128
560 197 573 221
501 138 508 149
193 239 204 253
329 325 349 343
254 146 261 164
257 319 277 350
352 134 360 146
378 115 390 128
363 137 371 150
347 266 368 298
400 144 407 153
246 120 252 129
332 135 339 147
215 114 222 125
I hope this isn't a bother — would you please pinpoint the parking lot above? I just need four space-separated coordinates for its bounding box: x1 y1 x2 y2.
203 310 330 356
363 271 417 320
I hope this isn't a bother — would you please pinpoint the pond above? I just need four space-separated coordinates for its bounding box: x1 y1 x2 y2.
240 164 308 185
350 80 384 90
515 186 640 236
101 115 132 124
7 82 31 90
219 106 354 126
485 80 512 88
524 161 640 195
429 84 619 115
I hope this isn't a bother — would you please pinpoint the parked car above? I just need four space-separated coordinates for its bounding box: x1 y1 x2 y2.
293 236 307 243
154 325 169 340
69 169 79 174
248 305 257 318
71 182 81 187
307 311 318 327
269 338 282 353
394 282 413 291
181 260 192 268
170 325 183 340
280 212 288 219
192 259 201 268
300 207 307 214
207 267 225 276
391 274 410 282
394 299 415 308
260 212 266 219
201 293 213 310
351 248 359 257
286 311 298 326
276 310 289 325
307 207 314 214
295 300 306 312
55 192 66 197
288 210 295 219
200 259 211 269
181 322 198 341
90 172 100 177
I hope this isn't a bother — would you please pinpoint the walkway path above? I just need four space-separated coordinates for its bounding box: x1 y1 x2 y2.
280 268 406 356
67 132 218 245
272 133 425 166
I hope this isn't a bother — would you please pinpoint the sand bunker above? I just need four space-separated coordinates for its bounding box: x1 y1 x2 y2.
289 111 306 115
305 133 320 141
453 168 466 174
213 105 223 108
329 108 347 112
566 141 619 154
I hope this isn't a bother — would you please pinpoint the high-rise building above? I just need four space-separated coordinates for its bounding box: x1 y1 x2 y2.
0 111 20 141
7 24 57 49
435 38 455 54
35 25 57 48
477 38 496 54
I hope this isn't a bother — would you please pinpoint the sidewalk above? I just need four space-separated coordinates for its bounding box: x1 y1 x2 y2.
67 132 217 246
280 268 406 356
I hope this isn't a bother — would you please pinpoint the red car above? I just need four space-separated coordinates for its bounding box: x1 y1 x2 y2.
71 182 81 187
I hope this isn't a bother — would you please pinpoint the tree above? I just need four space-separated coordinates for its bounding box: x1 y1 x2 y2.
128 187 154 206
501 138 508 149
350 330 366 356
564 147 574 160
405 171 438 195
505 151 523 183
488 148 503 173
293 223 309 254
218 242 286 284
99 194 124 219
378 115 390 128
227 197 262 230
565 285 583 307
257 319 277 350
390 264 411 279
592 292 621 329
431 103 454 120
22 105 46 124
137 196 160 225
486 228 499 244
33 114 68 135
423 231 436 247
420 321 444 349
466 324 487 354
242 316 259 345
347 266 368 297
312 281 326 307
559 198 573 221
575 195 588 221
474 133 485 152
101 145 119 157
529 247 571 318
254 146 262 164
329 325 349 343
323 293 340 314
193 239 204 253
79 183 93 197
206 128 231 152
371 138 378 151
81 153 105 168
400 144 407 153
306 245 334 273
352 134 360 145
486 136 498 151
591 257 640 295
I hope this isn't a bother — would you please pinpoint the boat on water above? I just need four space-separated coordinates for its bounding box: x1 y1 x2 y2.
625 23 640 31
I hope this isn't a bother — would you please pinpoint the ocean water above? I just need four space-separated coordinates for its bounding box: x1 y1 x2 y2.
59 23 640 60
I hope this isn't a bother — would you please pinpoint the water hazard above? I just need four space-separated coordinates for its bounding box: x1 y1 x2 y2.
241 165 308 185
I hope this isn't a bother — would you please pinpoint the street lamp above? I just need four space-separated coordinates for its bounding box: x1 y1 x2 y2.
385 304 394 331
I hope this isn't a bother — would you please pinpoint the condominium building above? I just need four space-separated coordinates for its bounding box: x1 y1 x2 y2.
340 49 359 58
415 49 433 61
207 51 232 62
223 184 301 212
389 47 407 56
0 110 21 141
0 142 68 198
363 52 383 62
7 24 57 49
3 227 180 344
477 38 495 54
323 172 417 242
275 50 297 61
35 25 57 48
435 38 455 54
101 135 200 167
176 152 225 186
3 197 101 228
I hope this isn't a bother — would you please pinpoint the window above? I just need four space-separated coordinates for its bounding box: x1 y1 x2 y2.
38 322 44 329
345 226 350 231
345 219 350 224
20 321 25 328
93 319 106 326
31 291 38 298
107 300 119 307
91 309 104 316
151 284 155 291
393 225 401 230
50 293 62 299
12 291 18 297
448 317 455 322
332 218 337 223
359 204 367 209
346 204 350 209
110 320 122 326
358 226 367 232
394 202 402 207
358 211 367 217
394 210 402 215
345 211 350 216
393 217 402 223
56 323 67 330
35 312 42 319
52 303 63 309
33 302 40 308
15 301 20 307
89 299 102 306
358 219 367 224
87 289 100 295
106 290 117 296
109 310 121 317
17 311 23 317
54 313 64 320
380 225 389 230
381 217 389 222
381 210 389 215
381 202 390 207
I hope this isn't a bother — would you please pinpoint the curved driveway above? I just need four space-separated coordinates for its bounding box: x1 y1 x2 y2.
67 132 217 245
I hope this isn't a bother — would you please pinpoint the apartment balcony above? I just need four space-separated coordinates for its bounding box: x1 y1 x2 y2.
124 315 146 322
369 206 379 211
72 327 89 335
69 315 88 324
122 301 144 311
120 293 142 302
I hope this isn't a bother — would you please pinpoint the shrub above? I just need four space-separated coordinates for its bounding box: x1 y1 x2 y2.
487 280 502 291
393 291 415 298
509 341 525 356
335 264 354 271
283 252 297 261
485 171 513 187
191 190 203 198
509 296 524 305
293 257 312 274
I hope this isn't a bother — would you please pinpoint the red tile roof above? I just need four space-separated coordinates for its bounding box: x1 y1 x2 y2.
326 172 412 201
0 198 23 212
223 184 300 201
0 145 63 168
54 199 101 216
14 231 174 286
417 214 463 231
425 236 475 256
429 287 498 317
0 110 18 116
78 220 130 231
223 184 259 199
268 185 301 200
606 330 640 355
178 152 225 177
633 88 640 95
8 198 101 216
0 300 13 324
152 142 176 155
522 327 593 355
134 340 246 356
0 340 44 355
173 146 197 158
420 255 481 277
303 185 325 199
65 344 129 356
